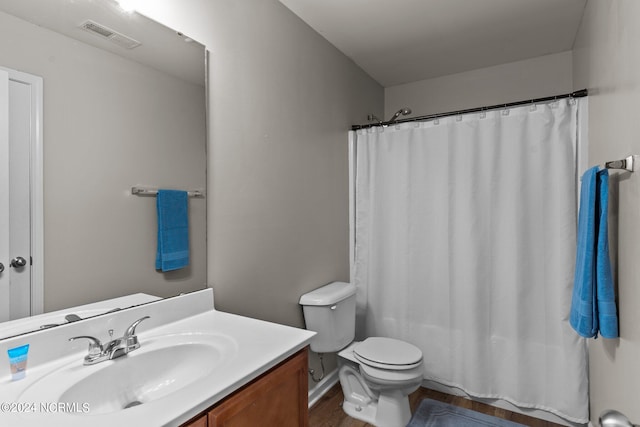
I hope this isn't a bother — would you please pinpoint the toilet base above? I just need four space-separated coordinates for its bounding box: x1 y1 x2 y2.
343 399 378 425
342 391 412 427
375 390 412 427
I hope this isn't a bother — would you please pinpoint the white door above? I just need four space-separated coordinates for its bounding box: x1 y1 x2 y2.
0 69 10 321
0 67 43 321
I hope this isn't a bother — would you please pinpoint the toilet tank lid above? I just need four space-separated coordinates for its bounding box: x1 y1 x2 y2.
299 282 356 306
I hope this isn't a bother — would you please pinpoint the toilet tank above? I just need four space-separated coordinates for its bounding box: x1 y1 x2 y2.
299 282 356 353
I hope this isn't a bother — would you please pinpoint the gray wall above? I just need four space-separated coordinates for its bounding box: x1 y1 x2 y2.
0 11 207 311
385 51 573 118
136 0 384 328
573 0 640 424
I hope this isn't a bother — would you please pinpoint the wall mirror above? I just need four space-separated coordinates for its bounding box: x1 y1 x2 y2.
0 0 207 339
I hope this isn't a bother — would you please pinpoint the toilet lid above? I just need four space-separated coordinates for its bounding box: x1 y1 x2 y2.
354 337 422 370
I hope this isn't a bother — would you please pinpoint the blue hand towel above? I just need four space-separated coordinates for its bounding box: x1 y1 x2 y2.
570 167 599 338
595 170 618 338
155 189 189 272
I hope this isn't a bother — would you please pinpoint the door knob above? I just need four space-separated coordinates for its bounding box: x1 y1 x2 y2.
0 263 4 273
10 257 27 268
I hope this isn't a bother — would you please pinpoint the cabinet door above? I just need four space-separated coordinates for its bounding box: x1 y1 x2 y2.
182 414 207 427
208 349 308 427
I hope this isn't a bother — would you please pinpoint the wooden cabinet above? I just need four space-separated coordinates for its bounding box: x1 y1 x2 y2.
180 348 309 427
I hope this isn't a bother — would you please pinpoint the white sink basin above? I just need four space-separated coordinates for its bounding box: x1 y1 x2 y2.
19 332 237 415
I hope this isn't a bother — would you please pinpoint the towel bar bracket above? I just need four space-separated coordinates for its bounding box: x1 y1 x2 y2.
604 155 634 172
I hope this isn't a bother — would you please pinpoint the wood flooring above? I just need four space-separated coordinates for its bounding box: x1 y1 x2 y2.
309 384 565 427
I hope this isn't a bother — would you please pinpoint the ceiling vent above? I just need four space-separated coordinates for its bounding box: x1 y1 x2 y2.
79 20 141 49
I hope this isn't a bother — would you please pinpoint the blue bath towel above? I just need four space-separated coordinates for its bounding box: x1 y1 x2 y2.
570 167 598 338
570 167 618 338
155 189 189 272
596 171 618 338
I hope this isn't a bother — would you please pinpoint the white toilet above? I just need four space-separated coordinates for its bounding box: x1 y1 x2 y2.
300 281 423 427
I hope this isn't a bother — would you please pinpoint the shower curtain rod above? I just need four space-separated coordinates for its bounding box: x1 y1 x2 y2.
351 88 588 130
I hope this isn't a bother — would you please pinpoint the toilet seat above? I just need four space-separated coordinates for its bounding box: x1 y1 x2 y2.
359 362 424 384
354 337 423 371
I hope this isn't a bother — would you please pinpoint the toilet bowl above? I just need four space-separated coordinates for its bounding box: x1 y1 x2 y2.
299 282 424 427
338 338 423 427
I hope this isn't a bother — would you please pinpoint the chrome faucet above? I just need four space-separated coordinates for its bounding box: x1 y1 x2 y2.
69 316 150 365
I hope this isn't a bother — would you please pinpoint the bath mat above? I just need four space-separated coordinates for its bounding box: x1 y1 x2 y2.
407 399 526 427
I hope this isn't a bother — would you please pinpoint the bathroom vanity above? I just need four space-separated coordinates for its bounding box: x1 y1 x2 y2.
0 289 315 426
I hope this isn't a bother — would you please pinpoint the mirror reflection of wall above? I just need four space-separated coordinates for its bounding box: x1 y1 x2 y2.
0 1 207 326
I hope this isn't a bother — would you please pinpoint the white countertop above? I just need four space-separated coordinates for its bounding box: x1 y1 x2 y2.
0 291 315 427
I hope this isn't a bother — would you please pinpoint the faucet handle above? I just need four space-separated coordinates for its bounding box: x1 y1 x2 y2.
123 316 150 352
68 335 103 357
124 316 150 338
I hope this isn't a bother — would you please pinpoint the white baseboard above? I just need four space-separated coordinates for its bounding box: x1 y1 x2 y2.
308 368 339 408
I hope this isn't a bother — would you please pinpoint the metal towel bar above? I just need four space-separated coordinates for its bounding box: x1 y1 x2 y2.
131 186 204 198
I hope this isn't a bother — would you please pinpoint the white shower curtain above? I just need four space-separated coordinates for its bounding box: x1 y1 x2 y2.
350 99 589 423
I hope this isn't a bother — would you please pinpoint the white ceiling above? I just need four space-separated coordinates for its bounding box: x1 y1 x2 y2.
279 0 587 87
0 0 205 86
